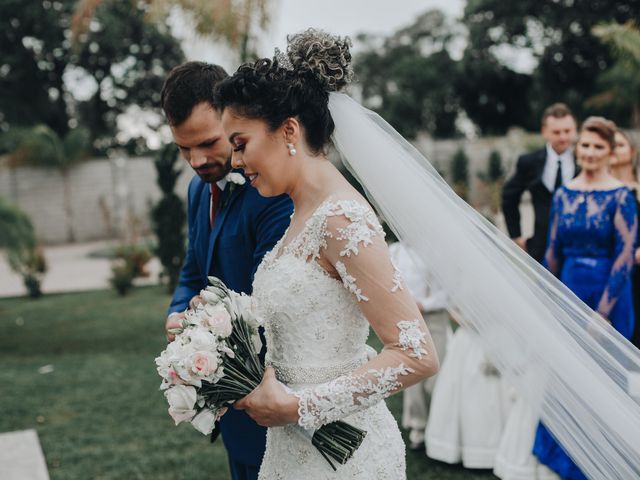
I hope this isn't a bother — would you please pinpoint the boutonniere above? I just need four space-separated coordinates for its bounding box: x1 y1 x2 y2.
221 172 246 208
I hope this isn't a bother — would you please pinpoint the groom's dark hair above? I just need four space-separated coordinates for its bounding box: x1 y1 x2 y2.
161 61 229 126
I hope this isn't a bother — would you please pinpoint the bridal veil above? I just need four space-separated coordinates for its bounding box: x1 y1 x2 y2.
329 92 640 480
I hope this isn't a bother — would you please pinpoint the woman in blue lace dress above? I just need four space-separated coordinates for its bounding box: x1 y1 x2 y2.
610 129 640 347
532 117 638 479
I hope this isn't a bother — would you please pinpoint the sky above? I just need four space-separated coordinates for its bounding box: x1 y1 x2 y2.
178 0 466 71
268 0 465 51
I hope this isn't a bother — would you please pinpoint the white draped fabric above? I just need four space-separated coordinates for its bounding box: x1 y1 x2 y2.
329 92 640 480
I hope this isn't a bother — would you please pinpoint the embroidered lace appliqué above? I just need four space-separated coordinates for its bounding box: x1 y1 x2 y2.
397 319 428 359
391 265 404 293
331 200 385 257
294 364 414 430
336 261 369 302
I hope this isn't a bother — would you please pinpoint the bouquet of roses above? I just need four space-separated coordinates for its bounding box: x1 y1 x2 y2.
156 277 367 470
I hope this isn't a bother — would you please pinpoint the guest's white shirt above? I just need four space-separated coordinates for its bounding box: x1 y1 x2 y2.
388 242 447 313
541 143 575 192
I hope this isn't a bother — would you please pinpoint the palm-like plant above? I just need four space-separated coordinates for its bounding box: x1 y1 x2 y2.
0 197 47 298
590 21 640 128
3 125 91 242
72 0 271 63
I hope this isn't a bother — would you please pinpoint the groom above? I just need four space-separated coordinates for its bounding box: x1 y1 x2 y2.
161 62 293 480
501 103 578 263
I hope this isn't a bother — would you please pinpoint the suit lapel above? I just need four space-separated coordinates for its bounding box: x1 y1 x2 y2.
534 148 547 180
205 181 247 277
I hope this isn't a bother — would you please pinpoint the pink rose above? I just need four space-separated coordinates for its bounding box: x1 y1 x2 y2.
206 310 233 338
168 368 185 385
189 351 218 377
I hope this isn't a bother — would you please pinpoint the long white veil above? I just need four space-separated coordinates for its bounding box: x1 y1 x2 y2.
328 92 640 479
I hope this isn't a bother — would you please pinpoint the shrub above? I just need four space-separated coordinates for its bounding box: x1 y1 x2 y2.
110 260 135 296
113 243 152 278
450 148 470 201
151 144 186 292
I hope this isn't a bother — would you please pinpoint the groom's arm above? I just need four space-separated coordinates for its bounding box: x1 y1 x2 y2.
168 178 204 315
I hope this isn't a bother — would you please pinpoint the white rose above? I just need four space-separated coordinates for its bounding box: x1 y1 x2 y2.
203 302 229 317
203 305 233 338
218 343 235 359
189 327 218 350
226 172 246 185
201 288 225 306
184 307 203 327
165 385 197 425
191 409 218 435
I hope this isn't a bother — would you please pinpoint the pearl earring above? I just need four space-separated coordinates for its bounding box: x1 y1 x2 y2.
287 143 297 156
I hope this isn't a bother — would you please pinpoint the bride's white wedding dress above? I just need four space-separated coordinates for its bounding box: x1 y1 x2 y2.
252 197 435 479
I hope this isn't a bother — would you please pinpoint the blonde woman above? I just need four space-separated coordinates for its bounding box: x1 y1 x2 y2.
610 128 640 347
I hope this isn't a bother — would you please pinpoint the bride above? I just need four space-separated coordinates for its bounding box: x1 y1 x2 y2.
216 29 640 479
215 30 439 478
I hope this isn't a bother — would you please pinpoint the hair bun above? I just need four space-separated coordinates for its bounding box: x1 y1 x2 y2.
285 28 353 92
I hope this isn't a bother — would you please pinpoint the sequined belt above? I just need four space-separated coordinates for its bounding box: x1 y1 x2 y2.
270 356 368 385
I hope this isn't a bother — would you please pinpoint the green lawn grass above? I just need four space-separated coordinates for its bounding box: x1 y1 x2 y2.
0 287 496 480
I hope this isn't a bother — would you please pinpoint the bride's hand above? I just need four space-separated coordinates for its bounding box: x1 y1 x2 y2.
234 367 300 427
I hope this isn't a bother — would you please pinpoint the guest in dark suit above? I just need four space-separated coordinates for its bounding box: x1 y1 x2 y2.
161 62 293 480
502 103 578 262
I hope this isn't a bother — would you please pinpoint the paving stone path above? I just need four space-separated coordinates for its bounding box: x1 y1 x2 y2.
0 429 49 480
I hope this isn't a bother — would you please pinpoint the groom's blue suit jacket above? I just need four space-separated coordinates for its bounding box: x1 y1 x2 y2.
168 173 292 466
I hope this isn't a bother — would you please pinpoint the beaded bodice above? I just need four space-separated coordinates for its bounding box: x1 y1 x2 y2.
253 200 382 379
255 251 370 376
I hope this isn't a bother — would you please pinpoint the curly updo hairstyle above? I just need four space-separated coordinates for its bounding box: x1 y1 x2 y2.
214 29 353 155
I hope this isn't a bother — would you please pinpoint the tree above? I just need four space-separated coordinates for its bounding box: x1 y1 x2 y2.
487 150 504 183
590 21 640 128
456 48 534 134
157 0 271 63
477 149 504 214
151 143 186 291
462 0 640 126
355 10 462 139
70 0 185 154
450 148 470 201
0 196 47 298
0 0 75 137
75 0 271 64
0 0 185 153
3 124 91 242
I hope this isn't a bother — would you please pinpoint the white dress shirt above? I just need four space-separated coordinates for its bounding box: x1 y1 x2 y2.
541 143 575 192
388 242 447 313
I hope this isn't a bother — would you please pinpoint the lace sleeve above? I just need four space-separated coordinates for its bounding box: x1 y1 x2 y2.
293 200 439 430
597 188 638 318
543 190 564 276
